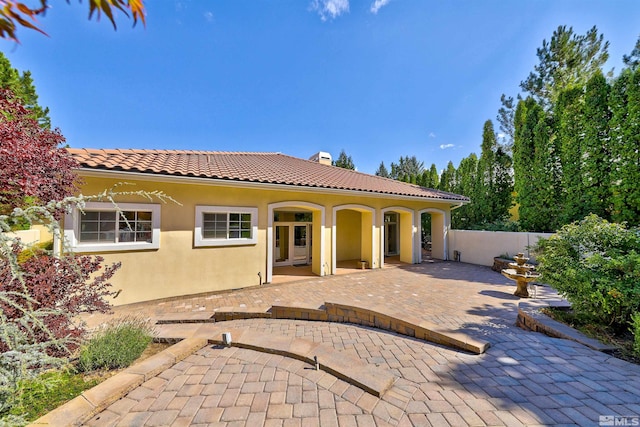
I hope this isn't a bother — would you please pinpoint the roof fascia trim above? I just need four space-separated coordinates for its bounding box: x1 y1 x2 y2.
76 168 470 205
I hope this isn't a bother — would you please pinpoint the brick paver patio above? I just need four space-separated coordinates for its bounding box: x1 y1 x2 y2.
78 261 640 426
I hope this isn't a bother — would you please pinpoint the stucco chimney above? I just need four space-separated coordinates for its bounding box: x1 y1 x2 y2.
309 151 332 166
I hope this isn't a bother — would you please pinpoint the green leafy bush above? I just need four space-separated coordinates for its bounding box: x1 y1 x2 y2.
632 313 640 358
471 219 521 232
15 240 53 264
534 214 640 330
78 317 154 372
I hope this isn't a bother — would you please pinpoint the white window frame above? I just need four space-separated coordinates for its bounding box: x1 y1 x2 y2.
64 202 161 252
195 206 258 247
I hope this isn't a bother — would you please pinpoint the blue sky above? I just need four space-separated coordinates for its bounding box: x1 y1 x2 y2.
2 1 639 174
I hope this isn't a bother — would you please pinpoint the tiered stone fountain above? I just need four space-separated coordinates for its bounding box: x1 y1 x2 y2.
501 252 540 298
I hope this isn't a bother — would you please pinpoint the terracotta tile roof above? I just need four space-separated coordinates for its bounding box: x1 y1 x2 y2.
67 148 469 202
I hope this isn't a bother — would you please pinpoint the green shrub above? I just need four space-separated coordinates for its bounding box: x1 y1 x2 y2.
16 240 53 264
78 316 154 372
632 312 640 358
534 214 640 330
471 219 521 232
1 368 99 425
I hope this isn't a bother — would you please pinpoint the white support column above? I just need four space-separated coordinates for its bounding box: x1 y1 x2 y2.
266 206 274 283
414 211 422 264
443 208 451 261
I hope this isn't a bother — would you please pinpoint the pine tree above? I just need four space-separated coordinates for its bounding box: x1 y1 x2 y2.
0 53 50 128
332 149 355 170
390 156 424 180
520 25 609 109
497 94 516 148
623 35 640 70
375 161 390 177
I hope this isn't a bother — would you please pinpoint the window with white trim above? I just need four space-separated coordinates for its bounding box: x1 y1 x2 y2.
195 206 258 247
64 202 161 252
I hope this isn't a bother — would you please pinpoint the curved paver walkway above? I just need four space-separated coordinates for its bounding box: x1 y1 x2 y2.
72 261 640 426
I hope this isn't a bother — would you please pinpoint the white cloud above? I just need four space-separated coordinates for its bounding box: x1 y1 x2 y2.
497 132 505 139
370 0 391 14
309 0 349 21
428 132 436 138
204 11 214 22
440 144 454 149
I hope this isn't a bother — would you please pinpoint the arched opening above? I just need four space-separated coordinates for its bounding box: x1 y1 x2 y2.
267 202 325 284
418 208 448 261
380 207 415 268
332 205 375 274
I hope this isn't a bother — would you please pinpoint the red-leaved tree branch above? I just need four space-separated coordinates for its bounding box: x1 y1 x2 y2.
0 0 146 41
0 88 79 216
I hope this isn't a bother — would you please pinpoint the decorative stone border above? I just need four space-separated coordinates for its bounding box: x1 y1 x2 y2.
152 322 397 397
29 338 208 427
191 326 395 397
156 301 491 354
30 320 399 427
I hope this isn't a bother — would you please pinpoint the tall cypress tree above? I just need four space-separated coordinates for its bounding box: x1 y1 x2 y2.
476 120 497 222
610 67 640 224
556 86 586 224
513 98 539 230
531 112 562 232
427 163 439 189
452 154 479 229
439 161 456 193
418 169 429 187
514 97 561 231
582 71 612 220
493 145 514 222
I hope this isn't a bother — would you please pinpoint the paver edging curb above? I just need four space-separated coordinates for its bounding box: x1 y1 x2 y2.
27 337 208 427
159 301 492 354
517 301 617 353
151 323 397 398
207 331 396 398
323 301 491 354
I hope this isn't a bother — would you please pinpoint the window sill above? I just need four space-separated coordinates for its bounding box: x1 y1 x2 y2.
194 238 257 248
70 241 159 253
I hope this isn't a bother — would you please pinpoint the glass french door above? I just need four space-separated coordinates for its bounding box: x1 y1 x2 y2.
274 223 311 266
275 225 290 264
384 213 399 256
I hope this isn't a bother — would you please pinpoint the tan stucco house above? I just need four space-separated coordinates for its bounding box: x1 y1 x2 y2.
63 149 469 305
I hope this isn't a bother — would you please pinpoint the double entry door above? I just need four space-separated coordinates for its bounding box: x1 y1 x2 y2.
274 223 311 266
